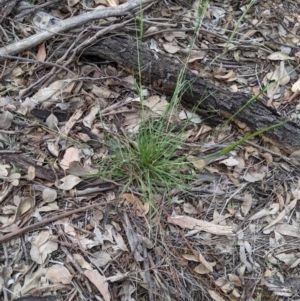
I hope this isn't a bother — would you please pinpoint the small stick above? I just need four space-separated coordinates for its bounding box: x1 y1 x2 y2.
0 201 113 244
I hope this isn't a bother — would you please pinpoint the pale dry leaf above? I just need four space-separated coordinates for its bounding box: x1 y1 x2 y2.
27 166 35 180
91 85 118 99
9 173 21 186
163 43 181 54
69 161 99 177
39 201 59 212
57 175 81 190
249 204 279 220
220 156 239 167
243 170 265 182
261 152 273 165
47 141 59 157
178 110 201 123
119 282 135 301
228 274 242 286
68 0 80 6
241 193 252 216
106 271 129 282
194 264 211 274
15 196 34 216
267 51 295 61
188 54 205 62
292 80 300 92
187 155 207 169
112 231 129 252
36 43 47 61
239 242 252 272
46 113 58 130
74 254 93 270
84 270 111 301
144 95 169 115
22 80 75 112
60 147 80 171
290 150 300 162
42 188 57 203
197 251 215 273
264 198 298 230
45 264 72 284
274 223 300 238
229 84 238 92
214 69 236 81
107 0 118 5
0 164 10 177
60 108 84 138
0 111 13 129
276 192 285 211
83 105 99 129
183 203 198 214
182 254 199 262
90 251 112 267
123 212 144 262
275 253 296 265
265 64 290 86
30 231 58 264
19 265 44 295
122 193 148 217
168 214 234 236
208 289 226 301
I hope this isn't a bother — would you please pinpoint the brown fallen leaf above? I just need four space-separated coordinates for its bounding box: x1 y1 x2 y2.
84 269 111 301
167 214 234 236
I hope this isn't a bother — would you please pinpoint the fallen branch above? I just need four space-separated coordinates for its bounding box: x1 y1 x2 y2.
0 201 114 244
83 35 300 154
0 0 156 57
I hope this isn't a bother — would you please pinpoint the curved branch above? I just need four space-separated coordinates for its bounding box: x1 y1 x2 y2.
0 0 156 57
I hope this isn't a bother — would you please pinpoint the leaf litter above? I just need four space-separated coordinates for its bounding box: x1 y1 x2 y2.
0 0 300 300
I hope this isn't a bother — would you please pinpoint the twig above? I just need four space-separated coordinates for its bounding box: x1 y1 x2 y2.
143 245 154 301
0 201 114 244
0 54 75 75
15 0 62 20
0 0 156 58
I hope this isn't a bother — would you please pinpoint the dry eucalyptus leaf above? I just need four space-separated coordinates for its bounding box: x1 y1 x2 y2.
46 113 58 130
0 111 13 129
163 43 181 54
74 254 93 270
42 188 57 203
220 156 239 167
84 270 111 301
0 164 10 177
83 105 99 129
183 203 198 214
292 80 300 92
30 231 58 264
187 156 207 169
168 214 234 236
26 166 35 180
45 264 72 284
39 201 59 212
241 193 252 216
9 173 21 186
267 52 295 61
208 290 226 301
60 147 80 171
90 251 112 267
68 0 80 6
57 175 82 190
69 161 99 177
243 170 265 182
